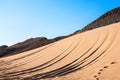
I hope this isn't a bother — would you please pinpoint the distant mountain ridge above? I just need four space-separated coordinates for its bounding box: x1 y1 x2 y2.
0 7 120 57
74 7 120 34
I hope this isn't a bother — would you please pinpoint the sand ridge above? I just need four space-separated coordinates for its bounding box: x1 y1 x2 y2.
0 22 120 80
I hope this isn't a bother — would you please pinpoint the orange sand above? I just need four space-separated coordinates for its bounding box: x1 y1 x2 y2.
0 22 120 80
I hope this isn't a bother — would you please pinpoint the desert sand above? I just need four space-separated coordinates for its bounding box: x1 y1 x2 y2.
0 22 120 80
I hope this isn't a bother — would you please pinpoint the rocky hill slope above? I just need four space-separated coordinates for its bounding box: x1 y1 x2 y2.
74 7 120 34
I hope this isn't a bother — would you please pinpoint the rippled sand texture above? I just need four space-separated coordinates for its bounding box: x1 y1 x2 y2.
0 22 120 80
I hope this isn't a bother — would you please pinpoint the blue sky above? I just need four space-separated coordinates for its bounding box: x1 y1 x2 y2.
0 0 120 46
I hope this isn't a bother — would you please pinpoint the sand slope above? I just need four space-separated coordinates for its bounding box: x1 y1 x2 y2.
0 22 120 80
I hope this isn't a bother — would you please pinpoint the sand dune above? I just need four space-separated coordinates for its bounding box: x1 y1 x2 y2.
0 22 120 80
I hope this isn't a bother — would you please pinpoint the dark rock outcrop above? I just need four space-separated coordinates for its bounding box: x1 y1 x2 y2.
0 7 120 57
73 7 120 34
0 45 9 57
0 36 66 57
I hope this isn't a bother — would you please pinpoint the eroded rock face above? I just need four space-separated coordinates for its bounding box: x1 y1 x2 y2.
0 7 120 57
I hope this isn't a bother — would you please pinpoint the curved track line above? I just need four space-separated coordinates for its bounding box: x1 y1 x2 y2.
57 27 118 77
23 28 109 79
0 37 76 72
0 29 101 79
0 43 54 66
22 31 101 79
0 23 120 80
29 29 108 78
81 27 120 75
0 36 75 71
0 35 82 78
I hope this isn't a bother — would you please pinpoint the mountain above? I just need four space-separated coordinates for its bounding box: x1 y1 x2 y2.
74 7 120 34
0 7 120 57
